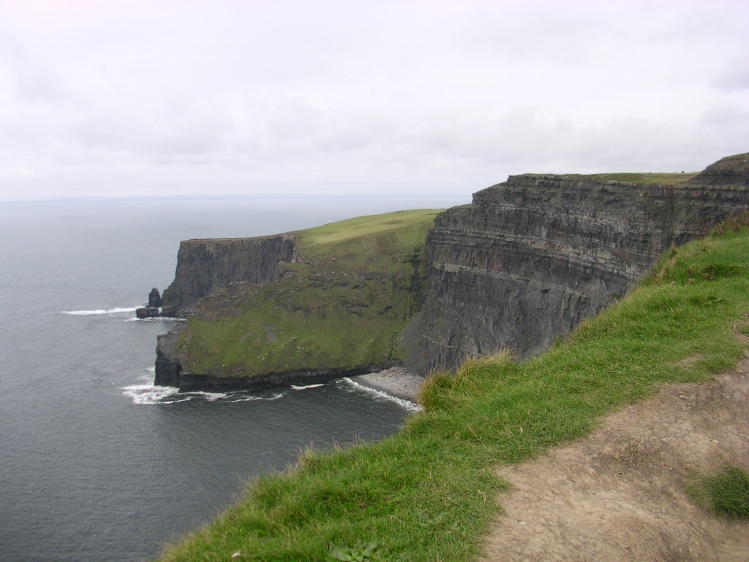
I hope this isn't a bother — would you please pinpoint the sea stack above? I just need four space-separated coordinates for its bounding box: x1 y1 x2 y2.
148 287 162 308
136 287 162 319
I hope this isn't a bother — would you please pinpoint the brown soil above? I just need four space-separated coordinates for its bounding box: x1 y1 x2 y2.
483 353 749 561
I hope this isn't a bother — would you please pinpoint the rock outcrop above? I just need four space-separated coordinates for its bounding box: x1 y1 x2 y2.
148 288 162 308
688 152 749 186
136 306 160 319
404 152 749 374
160 234 296 317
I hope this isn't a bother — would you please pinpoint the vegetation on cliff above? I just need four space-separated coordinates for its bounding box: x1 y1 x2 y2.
175 210 440 377
160 219 749 560
521 171 698 184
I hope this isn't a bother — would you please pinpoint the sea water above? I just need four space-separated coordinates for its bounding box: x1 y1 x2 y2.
0 196 459 561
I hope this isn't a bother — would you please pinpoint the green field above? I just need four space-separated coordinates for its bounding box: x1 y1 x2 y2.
161 220 749 560
176 209 441 377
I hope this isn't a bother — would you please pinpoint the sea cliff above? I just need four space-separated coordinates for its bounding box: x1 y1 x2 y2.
151 153 749 390
154 210 439 391
405 153 749 373
160 234 296 317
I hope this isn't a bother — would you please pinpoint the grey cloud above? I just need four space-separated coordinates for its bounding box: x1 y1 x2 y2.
0 1 747 201
713 65 749 91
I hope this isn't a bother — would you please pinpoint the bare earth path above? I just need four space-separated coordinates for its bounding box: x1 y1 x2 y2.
483 352 749 561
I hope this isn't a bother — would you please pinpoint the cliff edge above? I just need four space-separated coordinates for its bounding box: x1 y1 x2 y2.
155 210 440 391
405 153 749 373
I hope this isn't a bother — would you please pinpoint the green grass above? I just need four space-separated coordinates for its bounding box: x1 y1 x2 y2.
160 225 749 560
688 466 749 518
178 210 441 376
521 171 698 185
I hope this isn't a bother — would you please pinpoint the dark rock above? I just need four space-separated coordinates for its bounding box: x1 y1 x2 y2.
176 364 391 393
148 287 162 308
160 233 297 317
136 306 160 319
404 155 749 374
154 329 183 386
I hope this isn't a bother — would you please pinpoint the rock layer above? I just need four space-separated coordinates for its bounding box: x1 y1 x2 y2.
161 234 296 316
405 153 749 373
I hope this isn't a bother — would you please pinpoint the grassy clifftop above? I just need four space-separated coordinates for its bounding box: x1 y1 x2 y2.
161 220 749 560
518 171 699 184
176 209 441 377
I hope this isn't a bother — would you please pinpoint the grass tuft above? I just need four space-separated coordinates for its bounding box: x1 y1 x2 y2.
688 466 749 518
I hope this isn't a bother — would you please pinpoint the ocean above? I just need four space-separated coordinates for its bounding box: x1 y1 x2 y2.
0 196 460 561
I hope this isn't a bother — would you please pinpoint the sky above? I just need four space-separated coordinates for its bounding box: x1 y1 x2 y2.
0 0 747 201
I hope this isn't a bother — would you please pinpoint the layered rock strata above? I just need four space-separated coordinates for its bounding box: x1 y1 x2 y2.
405 153 749 373
160 234 296 316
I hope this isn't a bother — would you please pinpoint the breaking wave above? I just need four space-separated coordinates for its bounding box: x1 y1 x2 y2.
62 306 139 316
339 378 423 412
121 371 287 405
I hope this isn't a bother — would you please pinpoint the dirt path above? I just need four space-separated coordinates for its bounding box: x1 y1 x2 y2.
483 352 749 561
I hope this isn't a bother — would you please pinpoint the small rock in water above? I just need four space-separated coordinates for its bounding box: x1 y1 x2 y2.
148 287 162 308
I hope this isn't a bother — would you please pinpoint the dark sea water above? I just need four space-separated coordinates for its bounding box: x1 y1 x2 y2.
0 196 461 561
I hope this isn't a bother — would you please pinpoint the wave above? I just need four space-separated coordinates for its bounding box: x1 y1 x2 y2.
121 377 287 405
62 306 139 316
291 383 325 390
125 316 186 323
121 383 190 405
339 378 423 412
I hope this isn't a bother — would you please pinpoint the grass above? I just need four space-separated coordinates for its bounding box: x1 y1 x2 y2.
688 466 749 518
177 210 441 376
521 171 698 185
160 223 749 561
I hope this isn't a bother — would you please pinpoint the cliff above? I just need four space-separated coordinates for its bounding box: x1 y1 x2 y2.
155 210 440 390
159 222 749 560
404 153 749 373
160 234 296 316
152 153 749 390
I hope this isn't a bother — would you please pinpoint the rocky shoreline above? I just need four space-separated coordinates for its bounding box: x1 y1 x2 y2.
350 367 424 402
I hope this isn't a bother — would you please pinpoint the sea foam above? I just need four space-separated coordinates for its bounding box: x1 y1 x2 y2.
62 306 139 316
339 378 423 412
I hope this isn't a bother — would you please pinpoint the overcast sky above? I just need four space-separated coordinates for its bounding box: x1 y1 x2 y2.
0 0 747 201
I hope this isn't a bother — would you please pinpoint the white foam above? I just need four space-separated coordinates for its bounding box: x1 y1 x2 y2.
291 383 325 390
121 377 288 405
125 316 186 322
121 383 188 405
182 390 230 402
339 378 423 412
62 306 139 316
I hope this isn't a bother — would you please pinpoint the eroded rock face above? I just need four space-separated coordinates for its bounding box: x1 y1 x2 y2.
405 155 749 374
160 233 296 316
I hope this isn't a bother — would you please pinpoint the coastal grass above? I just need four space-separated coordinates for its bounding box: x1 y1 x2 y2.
523 171 698 185
161 226 749 561
687 466 749 518
178 210 440 376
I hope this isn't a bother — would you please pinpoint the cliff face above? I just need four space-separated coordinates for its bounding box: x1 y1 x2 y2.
405 153 749 373
161 234 296 316
154 210 439 390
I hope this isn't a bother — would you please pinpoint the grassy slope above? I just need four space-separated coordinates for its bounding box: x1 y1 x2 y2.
161 224 749 560
178 210 441 377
